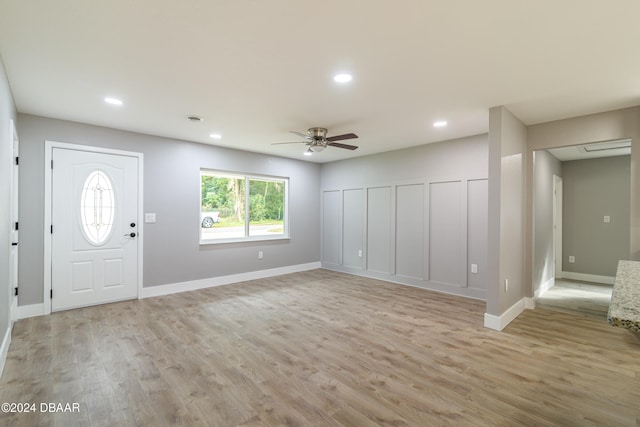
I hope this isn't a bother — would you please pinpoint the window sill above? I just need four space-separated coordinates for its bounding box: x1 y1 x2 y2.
199 235 291 245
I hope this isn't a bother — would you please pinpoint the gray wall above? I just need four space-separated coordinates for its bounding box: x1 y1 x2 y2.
487 106 528 316
0 56 17 350
320 134 488 300
533 149 562 294
17 114 321 306
562 156 630 277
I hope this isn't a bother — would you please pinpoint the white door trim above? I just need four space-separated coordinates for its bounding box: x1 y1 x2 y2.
553 175 563 279
9 120 19 322
44 141 144 315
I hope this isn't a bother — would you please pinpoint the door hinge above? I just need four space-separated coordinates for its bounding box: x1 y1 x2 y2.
51 225 53 234
14 287 18 296
50 289 53 299
15 221 18 231
51 160 53 169
15 156 19 166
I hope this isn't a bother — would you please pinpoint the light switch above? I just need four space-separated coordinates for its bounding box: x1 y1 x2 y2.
145 213 156 223
604 215 610 223
471 264 478 274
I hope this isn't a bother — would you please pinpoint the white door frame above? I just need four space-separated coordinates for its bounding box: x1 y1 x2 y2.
44 141 144 315
9 120 19 322
553 174 563 279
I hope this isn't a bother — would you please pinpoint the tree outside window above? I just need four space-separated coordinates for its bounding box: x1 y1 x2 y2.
201 170 288 242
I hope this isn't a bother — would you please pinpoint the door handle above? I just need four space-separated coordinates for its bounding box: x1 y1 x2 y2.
124 232 136 238
12 242 18 246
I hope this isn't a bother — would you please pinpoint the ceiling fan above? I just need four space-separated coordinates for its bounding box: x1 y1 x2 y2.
272 127 358 153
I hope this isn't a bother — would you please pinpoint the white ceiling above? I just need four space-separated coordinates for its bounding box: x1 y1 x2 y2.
1 1 640 163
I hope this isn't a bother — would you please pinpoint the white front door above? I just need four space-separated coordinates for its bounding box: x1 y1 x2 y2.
51 147 140 311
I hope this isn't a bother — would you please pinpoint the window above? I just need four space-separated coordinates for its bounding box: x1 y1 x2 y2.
200 170 288 243
80 170 115 245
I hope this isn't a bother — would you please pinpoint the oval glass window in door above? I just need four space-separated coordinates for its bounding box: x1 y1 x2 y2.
80 170 115 245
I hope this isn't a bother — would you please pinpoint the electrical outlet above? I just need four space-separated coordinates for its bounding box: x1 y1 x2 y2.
569 255 575 263
471 264 478 274
358 249 362 257
258 251 263 260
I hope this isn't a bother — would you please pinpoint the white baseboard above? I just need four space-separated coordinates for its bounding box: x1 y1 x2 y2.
535 277 555 298
17 303 45 320
322 264 487 301
11 298 17 322
0 325 11 381
484 297 531 331
483 313 502 331
140 262 321 299
561 271 615 285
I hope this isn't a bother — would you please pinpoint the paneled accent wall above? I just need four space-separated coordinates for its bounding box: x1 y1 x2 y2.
467 179 489 291
322 191 342 265
322 177 488 300
429 180 465 287
367 187 392 274
396 184 425 280
342 189 364 269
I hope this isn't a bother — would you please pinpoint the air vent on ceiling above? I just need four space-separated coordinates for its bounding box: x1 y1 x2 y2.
186 115 204 123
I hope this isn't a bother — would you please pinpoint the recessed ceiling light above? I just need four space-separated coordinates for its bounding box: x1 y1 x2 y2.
186 115 204 122
209 133 222 139
433 121 447 128
104 97 123 106
334 73 352 83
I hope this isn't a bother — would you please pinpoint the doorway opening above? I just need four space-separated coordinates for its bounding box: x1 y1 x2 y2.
533 139 630 319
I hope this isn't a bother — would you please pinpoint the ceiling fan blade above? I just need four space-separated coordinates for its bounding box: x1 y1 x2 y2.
326 133 358 142
289 130 311 139
327 142 358 150
271 141 309 145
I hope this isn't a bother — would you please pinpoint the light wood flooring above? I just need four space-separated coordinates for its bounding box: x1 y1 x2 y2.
535 279 613 319
1 269 638 426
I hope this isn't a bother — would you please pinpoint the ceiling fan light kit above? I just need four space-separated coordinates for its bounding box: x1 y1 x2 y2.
272 127 359 154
